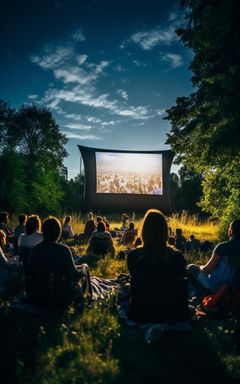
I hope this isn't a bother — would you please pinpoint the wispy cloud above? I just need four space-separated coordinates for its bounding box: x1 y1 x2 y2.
161 53 183 68
120 10 184 50
31 46 73 69
117 89 129 101
133 60 141 66
64 123 92 130
72 28 86 42
28 94 38 100
32 36 159 124
62 131 102 140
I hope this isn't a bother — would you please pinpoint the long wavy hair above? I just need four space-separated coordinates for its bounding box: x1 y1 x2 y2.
141 209 168 262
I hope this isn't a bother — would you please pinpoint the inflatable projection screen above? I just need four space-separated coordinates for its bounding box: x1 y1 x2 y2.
78 145 174 213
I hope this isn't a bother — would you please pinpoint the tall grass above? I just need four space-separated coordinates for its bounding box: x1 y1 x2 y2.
168 211 219 242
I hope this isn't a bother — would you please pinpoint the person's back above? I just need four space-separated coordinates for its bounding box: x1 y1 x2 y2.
84 212 96 239
174 228 186 252
62 216 75 239
88 221 114 256
127 210 189 324
28 216 91 308
121 222 137 246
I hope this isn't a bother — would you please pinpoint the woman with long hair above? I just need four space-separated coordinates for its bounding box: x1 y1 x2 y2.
127 209 190 324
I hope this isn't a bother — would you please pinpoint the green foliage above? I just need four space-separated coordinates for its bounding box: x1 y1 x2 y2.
0 100 69 214
169 166 203 214
165 0 240 223
0 150 28 212
8 104 68 166
60 174 85 214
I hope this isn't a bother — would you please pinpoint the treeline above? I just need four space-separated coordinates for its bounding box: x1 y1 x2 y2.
0 100 83 215
166 0 240 230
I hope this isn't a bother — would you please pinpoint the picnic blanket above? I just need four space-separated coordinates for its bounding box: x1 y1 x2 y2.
90 276 120 300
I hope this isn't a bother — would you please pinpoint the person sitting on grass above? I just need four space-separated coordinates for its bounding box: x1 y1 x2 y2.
28 216 92 308
62 215 75 240
18 215 43 248
87 221 115 257
120 221 138 247
13 214 27 254
0 211 14 250
126 209 191 324
187 219 240 297
84 212 96 240
0 230 19 293
174 228 186 253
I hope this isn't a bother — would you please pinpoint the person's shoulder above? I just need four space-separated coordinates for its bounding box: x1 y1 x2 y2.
55 242 71 251
128 247 143 259
214 240 229 252
166 246 186 262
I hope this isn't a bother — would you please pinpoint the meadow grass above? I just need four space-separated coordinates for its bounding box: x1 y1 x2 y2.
1 213 240 384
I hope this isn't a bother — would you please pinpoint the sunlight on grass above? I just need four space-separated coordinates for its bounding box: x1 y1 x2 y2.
168 211 219 242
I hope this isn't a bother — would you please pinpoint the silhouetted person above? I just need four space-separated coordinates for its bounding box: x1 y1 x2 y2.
127 209 190 323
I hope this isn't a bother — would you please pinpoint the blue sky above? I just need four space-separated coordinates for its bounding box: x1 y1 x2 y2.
0 0 193 179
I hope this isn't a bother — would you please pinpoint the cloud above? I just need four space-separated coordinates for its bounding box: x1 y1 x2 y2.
117 89 128 101
120 10 184 50
114 64 126 72
64 123 92 130
72 29 86 42
63 113 82 120
76 54 88 65
133 60 141 66
28 94 38 100
161 53 183 68
31 46 73 69
62 131 102 140
129 27 176 50
32 40 157 122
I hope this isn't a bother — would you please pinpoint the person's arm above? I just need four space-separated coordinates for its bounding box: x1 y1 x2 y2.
61 246 83 280
201 252 220 275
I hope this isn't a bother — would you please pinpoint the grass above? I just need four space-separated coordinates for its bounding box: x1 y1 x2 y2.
1 213 240 384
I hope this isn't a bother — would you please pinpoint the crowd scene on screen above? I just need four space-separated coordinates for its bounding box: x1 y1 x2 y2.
97 171 162 195
1 208 240 344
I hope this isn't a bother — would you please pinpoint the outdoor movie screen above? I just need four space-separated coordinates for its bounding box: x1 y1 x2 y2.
96 152 163 195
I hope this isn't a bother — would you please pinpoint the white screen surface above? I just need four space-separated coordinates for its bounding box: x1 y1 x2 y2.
96 152 163 195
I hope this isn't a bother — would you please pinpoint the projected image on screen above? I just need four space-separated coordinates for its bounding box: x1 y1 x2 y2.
96 152 163 195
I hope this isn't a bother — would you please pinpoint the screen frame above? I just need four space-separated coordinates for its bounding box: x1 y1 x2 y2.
78 145 174 213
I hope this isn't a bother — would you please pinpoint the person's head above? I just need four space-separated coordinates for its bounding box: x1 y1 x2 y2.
141 209 168 253
96 216 103 223
190 234 195 240
176 228 182 236
26 215 41 235
18 214 27 225
228 220 240 239
0 229 7 251
0 211 9 224
97 221 105 232
64 215 71 225
129 221 135 230
88 212 93 220
42 216 61 243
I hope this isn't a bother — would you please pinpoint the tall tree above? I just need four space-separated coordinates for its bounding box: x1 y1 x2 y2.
0 101 69 214
165 0 240 224
8 104 68 166
0 100 15 150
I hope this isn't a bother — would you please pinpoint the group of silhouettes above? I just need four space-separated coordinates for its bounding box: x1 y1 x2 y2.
1 209 240 327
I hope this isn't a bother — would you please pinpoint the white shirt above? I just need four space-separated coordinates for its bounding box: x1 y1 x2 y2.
18 232 43 247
